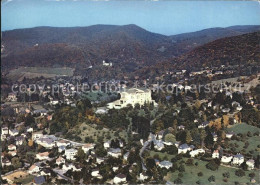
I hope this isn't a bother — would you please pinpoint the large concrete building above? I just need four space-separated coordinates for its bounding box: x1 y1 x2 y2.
107 88 157 109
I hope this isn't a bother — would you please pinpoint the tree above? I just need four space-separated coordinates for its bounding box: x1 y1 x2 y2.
178 164 185 172
165 134 176 143
200 130 206 147
235 169 245 177
206 160 219 171
208 175 215 182
186 131 192 144
76 148 87 162
11 157 22 169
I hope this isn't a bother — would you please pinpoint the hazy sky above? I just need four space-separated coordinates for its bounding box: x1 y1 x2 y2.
2 0 260 35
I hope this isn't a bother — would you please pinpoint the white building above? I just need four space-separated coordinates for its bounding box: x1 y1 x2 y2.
65 148 77 160
139 172 149 181
56 156 65 165
32 131 43 141
107 88 157 109
246 159 255 170
103 60 112 67
212 150 219 159
232 154 244 165
221 156 233 163
9 129 19 136
154 140 165 151
178 144 191 154
8 144 16 151
62 163 81 172
28 164 40 174
2 126 9 135
113 174 126 184
56 140 71 147
108 148 121 158
103 141 111 149
36 152 50 161
226 132 235 139
91 169 102 179
158 160 173 169
82 143 95 153
189 149 205 157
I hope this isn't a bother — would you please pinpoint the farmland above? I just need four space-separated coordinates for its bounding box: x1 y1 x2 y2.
6 67 74 81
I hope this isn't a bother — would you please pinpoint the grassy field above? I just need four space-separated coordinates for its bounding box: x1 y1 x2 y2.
76 123 127 142
166 158 259 184
7 67 74 81
227 123 260 134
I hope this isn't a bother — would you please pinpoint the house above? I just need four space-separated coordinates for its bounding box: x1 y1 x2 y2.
95 107 108 114
8 144 16 151
91 169 102 179
36 152 50 161
226 132 235 139
113 166 119 172
157 130 164 140
177 125 185 130
113 174 126 184
123 152 129 161
62 163 81 172
2 158 11 166
36 137 55 148
212 133 218 142
26 127 34 133
139 172 149 181
189 149 205 157
2 126 9 135
7 92 17 101
158 160 173 169
40 169 51 176
154 140 165 151
107 88 157 109
108 148 121 158
103 141 111 149
56 156 65 165
163 141 173 146
16 136 25 145
65 148 77 160
9 129 19 136
28 164 40 174
96 157 105 164
82 143 95 153
178 144 191 154
198 121 209 129
56 139 71 147
33 176 45 185
8 150 17 156
222 108 230 113
221 156 233 163
212 150 219 158
103 60 112 67
33 108 48 116
58 145 66 153
32 131 43 141
246 159 255 170
232 154 244 165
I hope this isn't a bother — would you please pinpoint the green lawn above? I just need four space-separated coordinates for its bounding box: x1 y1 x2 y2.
227 123 260 134
166 158 259 184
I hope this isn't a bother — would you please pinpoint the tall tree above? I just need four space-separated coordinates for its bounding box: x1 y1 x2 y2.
186 131 192 144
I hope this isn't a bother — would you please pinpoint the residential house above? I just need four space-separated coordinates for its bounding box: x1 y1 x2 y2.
26 127 34 133
8 150 17 156
246 159 255 170
154 140 165 151
82 143 95 153
212 150 219 158
178 144 191 154
177 125 185 130
65 148 77 160
139 172 149 181
123 152 129 161
62 163 81 172
189 149 205 157
32 131 43 141
104 141 111 149
16 136 25 145
56 156 65 165
108 148 121 158
113 174 126 184
36 152 50 161
40 169 51 176
221 156 233 163
56 139 71 147
9 129 19 136
2 159 11 166
91 169 102 179
157 130 164 140
232 154 244 165
96 157 105 164
36 137 55 148
2 126 9 135
226 132 235 139
8 144 16 151
198 121 209 129
28 164 40 174
158 160 173 169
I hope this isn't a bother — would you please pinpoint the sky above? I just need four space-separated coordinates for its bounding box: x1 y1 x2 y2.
1 0 260 35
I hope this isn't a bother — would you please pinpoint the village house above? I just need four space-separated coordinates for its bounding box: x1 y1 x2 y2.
62 163 81 172
65 148 77 160
7 92 17 102
226 132 235 139
232 153 244 165
107 88 157 109
158 160 173 169
8 144 16 151
246 159 255 170
103 141 111 149
139 172 149 181
212 150 220 158
177 125 185 130
2 158 11 166
82 143 95 153
28 164 40 174
108 148 122 158
9 129 19 136
212 133 218 142
2 126 9 135
16 136 25 145
189 149 205 157
40 169 51 176
56 156 65 165
198 121 209 129
123 152 129 161
26 127 34 133
36 137 56 148
91 169 102 179
154 140 165 151
221 156 233 163
56 139 71 147
113 174 126 184
157 130 164 140
96 157 105 164
178 144 191 154
8 150 17 156
32 131 43 141
36 152 50 161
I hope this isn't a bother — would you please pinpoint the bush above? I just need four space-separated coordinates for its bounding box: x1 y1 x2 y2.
178 173 183 178
178 164 185 172
223 172 230 178
249 172 255 178
186 158 194 166
174 178 183 184
235 169 245 177
208 175 215 182
206 160 219 171
195 162 199 166
197 172 203 177
196 180 201 184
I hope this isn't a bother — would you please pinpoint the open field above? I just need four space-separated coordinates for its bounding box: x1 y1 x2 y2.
7 67 74 81
227 123 260 134
166 158 259 184
75 123 127 142
2 170 30 184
